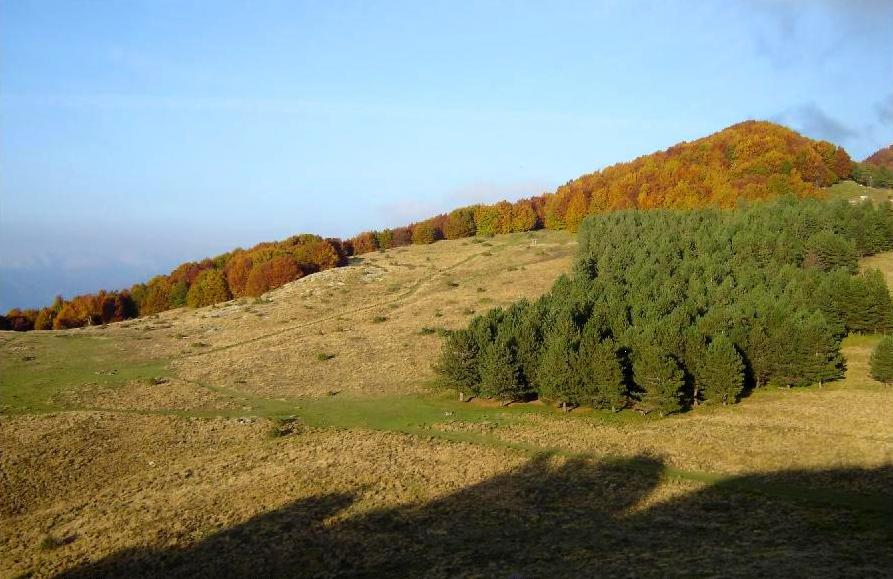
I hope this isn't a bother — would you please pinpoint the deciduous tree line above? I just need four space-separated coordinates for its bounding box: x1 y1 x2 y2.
0 235 348 331
436 197 893 415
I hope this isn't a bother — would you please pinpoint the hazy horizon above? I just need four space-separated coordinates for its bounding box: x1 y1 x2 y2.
2 0 892 311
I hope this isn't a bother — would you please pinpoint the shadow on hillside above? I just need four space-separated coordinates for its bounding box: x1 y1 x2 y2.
58 455 893 578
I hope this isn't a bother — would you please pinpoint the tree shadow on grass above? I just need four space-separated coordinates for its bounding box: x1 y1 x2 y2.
58 455 892 578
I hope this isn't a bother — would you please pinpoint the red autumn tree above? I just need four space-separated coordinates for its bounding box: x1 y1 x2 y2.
266 255 302 287
351 231 379 254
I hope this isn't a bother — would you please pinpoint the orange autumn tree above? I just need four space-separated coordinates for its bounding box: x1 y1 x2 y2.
444 206 477 239
411 220 438 245
510 200 538 232
225 254 254 298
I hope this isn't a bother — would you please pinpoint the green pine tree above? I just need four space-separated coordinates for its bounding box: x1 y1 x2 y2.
699 336 745 405
576 334 627 411
434 328 481 398
869 336 893 385
863 269 893 333
478 335 529 402
536 313 581 408
633 346 685 416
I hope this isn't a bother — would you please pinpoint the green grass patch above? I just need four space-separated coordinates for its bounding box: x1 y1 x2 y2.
0 334 169 413
825 180 892 204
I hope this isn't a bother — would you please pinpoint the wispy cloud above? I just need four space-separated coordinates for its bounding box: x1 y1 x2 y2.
749 0 893 68
877 94 893 128
772 103 857 143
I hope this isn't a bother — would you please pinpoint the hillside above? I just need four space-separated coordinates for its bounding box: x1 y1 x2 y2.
2 229 892 577
826 179 893 204
543 120 851 230
1 120 853 333
852 144 893 188
865 144 893 170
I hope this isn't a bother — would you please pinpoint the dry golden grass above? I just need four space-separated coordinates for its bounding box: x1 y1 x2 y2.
861 250 893 288
167 230 576 398
1 233 891 578
0 412 526 577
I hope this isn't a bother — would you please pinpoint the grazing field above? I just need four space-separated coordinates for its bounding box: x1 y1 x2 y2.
825 179 893 204
2 230 892 578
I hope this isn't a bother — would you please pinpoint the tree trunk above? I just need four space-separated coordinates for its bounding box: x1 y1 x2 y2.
458 391 465 402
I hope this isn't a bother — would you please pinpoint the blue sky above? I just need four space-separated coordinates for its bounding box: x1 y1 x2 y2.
1 0 892 310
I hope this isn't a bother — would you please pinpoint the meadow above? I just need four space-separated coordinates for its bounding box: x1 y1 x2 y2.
2 228 891 578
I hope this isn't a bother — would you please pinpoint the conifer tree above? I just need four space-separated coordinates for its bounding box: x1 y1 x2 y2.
863 269 893 333
699 336 745 405
869 336 893 385
802 231 858 273
576 333 627 411
536 313 581 408
510 299 545 388
434 328 481 399
633 346 684 416
478 335 529 402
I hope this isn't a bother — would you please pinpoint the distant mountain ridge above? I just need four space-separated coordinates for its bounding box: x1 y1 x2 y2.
854 144 893 188
1 120 854 331
865 144 893 170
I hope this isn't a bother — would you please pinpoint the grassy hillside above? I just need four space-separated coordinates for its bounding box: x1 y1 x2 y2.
825 179 893 204
2 231 892 577
865 144 893 170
